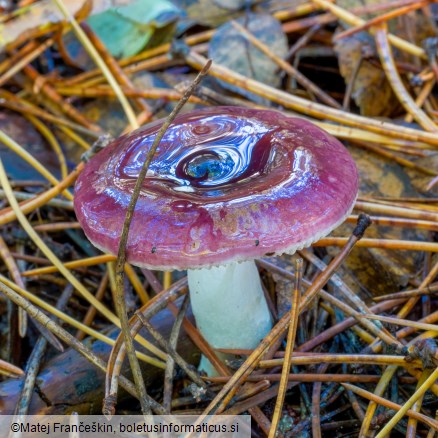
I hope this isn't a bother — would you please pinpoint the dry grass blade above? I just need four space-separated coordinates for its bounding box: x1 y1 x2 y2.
269 259 302 438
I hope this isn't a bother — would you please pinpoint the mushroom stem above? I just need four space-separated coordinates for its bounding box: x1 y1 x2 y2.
187 260 272 375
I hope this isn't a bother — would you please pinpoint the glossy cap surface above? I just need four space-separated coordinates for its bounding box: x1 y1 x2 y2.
74 107 359 269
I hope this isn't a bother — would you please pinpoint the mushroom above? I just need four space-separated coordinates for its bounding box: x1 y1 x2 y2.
74 106 359 375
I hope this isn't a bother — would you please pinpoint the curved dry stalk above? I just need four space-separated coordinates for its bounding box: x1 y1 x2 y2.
24 114 68 179
374 23 438 132
111 60 211 415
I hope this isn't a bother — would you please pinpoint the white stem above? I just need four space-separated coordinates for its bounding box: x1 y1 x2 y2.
188 260 272 375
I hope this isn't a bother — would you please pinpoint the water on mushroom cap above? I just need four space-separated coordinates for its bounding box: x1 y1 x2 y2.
74 107 358 270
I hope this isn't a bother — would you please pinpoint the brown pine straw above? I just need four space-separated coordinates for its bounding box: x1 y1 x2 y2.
373 282 438 302
186 51 438 146
205 374 417 384
309 0 426 59
355 200 438 221
313 237 438 252
0 359 24 378
182 216 371 438
334 0 432 40
0 38 55 87
405 79 436 124
346 215 438 232
342 383 438 430
0 162 83 227
363 314 438 333
268 259 302 438
22 64 102 132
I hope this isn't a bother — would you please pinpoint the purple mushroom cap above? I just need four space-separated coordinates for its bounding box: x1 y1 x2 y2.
74 107 359 270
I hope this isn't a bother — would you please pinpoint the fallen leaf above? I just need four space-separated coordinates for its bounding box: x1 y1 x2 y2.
334 32 398 117
87 0 181 58
208 12 288 104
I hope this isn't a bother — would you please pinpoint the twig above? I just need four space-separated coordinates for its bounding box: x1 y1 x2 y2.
162 294 190 413
269 259 302 438
112 60 211 415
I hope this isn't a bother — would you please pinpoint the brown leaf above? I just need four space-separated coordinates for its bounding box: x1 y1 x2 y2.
334 32 398 117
